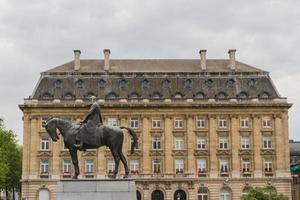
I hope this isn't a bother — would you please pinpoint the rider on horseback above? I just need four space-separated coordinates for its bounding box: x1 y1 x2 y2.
74 102 103 150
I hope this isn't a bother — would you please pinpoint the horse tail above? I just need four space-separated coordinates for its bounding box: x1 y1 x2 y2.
120 126 138 154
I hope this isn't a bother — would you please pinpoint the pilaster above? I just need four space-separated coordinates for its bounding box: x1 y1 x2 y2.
164 116 173 173
231 116 240 178
253 115 262 178
208 115 218 178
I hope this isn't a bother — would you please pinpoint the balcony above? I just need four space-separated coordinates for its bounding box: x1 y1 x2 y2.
220 168 229 177
176 169 184 174
264 168 274 176
216 149 231 156
40 172 49 178
130 170 139 174
239 149 253 156
85 172 95 178
197 169 207 177
194 149 209 156
62 172 72 178
260 148 275 155
242 169 252 177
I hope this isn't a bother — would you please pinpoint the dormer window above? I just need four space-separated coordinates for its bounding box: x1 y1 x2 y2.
151 92 162 99
119 79 128 90
85 92 96 99
194 92 206 99
238 92 248 99
97 79 106 89
162 79 171 89
41 92 52 100
128 92 139 99
259 92 270 99
173 92 183 99
63 92 74 100
217 92 227 99
76 79 84 89
106 92 118 99
226 79 235 87
205 79 213 88
141 79 149 89
184 79 192 89
54 79 62 88
248 79 256 88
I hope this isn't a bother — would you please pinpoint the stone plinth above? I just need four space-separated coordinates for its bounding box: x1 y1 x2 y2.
57 179 137 200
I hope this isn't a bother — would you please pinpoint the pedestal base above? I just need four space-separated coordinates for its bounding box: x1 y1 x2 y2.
57 179 137 200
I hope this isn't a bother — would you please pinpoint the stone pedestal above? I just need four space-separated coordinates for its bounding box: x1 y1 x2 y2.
57 179 137 200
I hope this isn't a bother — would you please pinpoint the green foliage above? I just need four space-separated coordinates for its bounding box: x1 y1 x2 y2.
0 118 22 193
241 186 289 200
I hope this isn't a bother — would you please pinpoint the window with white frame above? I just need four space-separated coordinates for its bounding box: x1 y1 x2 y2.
196 118 206 128
40 159 49 173
130 160 140 173
152 118 161 129
241 136 250 149
174 118 184 129
63 160 71 173
264 159 273 172
219 137 228 149
197 159 207 172
130 138 139 149
242 159 251 172
152 137 161 150
107 160 115 173
153 159 161 173
263 137 272 149
175 159 184 172
174 137 184 150
240 117 249 128
220 187 231 200
220 159 229 173
198 187 209 200
107 117 118 126
40 138 49 150
262 118 272 128
85 160 94 173
130 117 139 129
218 118 227 128
196 137 206 149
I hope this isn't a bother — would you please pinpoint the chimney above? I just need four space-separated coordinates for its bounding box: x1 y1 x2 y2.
199 49 207 70
74 50 81 71
228 49 236 70
103 49 111 71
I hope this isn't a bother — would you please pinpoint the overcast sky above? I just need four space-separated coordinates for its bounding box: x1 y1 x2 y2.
0 0 299 143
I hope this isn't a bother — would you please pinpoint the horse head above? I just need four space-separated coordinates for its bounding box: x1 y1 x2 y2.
44 117 60 142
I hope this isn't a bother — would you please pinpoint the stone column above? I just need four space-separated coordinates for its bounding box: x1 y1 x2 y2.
22 114 30 179
231 115 240 178
164 116 173 173
282 112 290 171
208 115 218 178
253 115 262 178
275 114 284 177
186 115 195 174
29 117 38 178
142 116 151 173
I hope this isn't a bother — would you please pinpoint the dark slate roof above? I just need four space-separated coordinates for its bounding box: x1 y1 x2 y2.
31 59 280 100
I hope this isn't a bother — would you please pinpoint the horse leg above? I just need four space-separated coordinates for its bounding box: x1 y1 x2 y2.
119 150 129 178
111 150 120 179
69 148 80 179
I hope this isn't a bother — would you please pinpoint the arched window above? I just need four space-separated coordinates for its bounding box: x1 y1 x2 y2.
173 92 183 99
63 92 74 100
220 187 231 200
136 190 142 200
238 91 248 99
41 92 52 100
106 92 118 99
54 79 62 88
38 189 50 200
98 79 106 89
259 92 270 99
198 187 209 200
76 79 84 89
194 92 206 99
141 79 149 89
162 79 171 89
129 92 139 99
152 92 162 99
217 92 227 99
151 190 164 200
184 79 192 89
174 189 187 200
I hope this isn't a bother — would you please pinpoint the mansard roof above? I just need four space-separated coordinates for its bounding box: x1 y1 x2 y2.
31 58 280 100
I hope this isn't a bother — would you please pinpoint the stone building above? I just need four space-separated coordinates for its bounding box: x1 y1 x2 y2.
20 49 292 200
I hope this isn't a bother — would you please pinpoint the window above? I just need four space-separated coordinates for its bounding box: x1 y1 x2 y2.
264 159 273 172
242 159 251 172
196 118 206 128
197 137 206 149
262 118 272 128
174 137 184 150
40 159 49 173
219 118 227 128
219 137 228 149
240 118 249 128
175 159 184 173
198 187 209 200
263 137 272 149
130 160 139 173
85 160 94 173
220 159 229 173
107 117 118 126
220 187 231 200
130 117 139 129
153 159 161 173
40 138 49 150
107 160 115 173
152 137 161 150
63 160 71 173
241 137 250 149
174 118 184 129
197 159 207 173
152 118 161 129
131 138 139 149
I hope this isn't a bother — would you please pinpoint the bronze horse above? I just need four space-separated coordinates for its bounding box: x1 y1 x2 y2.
44 117 138 179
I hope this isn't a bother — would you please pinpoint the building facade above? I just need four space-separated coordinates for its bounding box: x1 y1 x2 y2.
290 140 300 200
20 49 292 200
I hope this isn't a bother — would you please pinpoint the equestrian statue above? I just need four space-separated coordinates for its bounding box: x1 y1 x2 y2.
44 102 138 179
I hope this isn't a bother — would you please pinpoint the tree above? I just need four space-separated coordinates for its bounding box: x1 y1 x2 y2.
241 186 289 200
0 118 22 200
